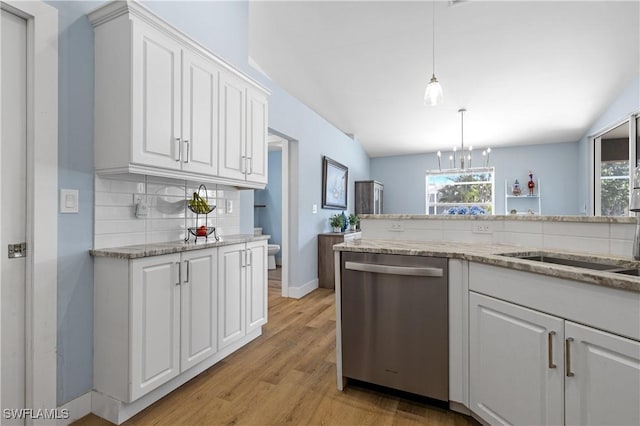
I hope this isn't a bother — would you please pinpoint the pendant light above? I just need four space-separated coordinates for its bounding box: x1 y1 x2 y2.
424 1 443 106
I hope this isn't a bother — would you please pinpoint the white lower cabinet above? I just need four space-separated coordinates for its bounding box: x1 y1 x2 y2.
470 292 564 425
564 321 640 426
95 249 218 403
218 240 267 349
470 291 640 426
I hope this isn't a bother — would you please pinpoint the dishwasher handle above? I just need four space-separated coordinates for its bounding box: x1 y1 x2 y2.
344 261 443 277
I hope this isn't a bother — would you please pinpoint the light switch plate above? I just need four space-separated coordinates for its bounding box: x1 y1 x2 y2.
60 189 79 213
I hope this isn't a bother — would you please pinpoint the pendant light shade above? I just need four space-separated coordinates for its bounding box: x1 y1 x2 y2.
424 74 443 106
424 1 443 106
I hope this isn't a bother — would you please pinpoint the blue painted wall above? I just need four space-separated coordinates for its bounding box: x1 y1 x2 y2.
255 151 283 262
49 0 96 405
371 141 580 215
577 75 640 213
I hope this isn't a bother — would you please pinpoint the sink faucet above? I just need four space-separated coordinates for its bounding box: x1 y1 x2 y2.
631 167 640 260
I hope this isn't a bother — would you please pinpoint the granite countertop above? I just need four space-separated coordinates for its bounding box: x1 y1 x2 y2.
334 239 640 293
359 214 636 224
90 234 270 259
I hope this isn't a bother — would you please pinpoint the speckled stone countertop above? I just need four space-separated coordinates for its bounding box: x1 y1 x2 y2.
334 239 640 293
90 234 270 259
359 214 636 224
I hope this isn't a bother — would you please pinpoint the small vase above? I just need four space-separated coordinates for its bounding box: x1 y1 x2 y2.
332 226 341 233
349 224 357 231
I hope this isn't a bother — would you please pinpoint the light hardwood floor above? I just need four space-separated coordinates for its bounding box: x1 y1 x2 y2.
74 274 476 426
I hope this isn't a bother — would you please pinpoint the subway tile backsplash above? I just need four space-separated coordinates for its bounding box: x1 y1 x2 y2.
94 175 240 249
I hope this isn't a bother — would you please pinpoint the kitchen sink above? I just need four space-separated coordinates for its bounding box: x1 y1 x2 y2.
612 268 640 276
498 252 626 271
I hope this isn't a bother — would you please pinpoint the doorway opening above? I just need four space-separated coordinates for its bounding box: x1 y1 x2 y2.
257 131 297 298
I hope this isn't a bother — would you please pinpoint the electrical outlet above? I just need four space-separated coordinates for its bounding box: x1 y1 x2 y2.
312 204 317 214
389 222 404 232
472 223 492 234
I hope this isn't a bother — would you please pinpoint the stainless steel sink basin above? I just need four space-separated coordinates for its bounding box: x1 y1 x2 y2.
498 252 626 271
612 268 640 276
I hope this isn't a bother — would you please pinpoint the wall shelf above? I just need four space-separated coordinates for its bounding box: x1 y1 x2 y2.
505 179 541 215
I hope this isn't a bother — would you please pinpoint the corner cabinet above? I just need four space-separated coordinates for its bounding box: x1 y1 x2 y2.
89 1 269 189
93 241 267 423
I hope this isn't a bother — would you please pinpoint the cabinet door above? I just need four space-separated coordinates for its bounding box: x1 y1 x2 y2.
218 71 247 181
470 292 564 426
218 244 246 349
130 254 181 401
180 248 217 372
246 88 268 185
565 321 640 426
181 49 219 176
131 21 182 169
246 240 267 333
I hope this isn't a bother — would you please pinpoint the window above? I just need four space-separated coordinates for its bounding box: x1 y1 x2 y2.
593 119 636 216
426 167 495 215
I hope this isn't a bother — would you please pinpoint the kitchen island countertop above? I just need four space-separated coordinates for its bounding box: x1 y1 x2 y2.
334 239 640 293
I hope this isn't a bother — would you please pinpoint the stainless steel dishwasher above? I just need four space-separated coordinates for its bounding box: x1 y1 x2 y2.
340 251 448 402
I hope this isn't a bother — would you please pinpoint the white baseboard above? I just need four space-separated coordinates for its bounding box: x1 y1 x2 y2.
57 392 92 425
288 278 318 299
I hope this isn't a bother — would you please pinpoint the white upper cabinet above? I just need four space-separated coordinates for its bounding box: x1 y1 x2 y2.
131 20 182 170
246 88 268 185
90 1 269 189
219 72 247 182
181 49 220 176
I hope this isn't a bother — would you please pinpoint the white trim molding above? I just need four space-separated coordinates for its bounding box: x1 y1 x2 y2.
288 278 318 299
1 0 58 418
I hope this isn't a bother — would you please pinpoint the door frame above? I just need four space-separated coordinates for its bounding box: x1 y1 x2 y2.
267 133 290 297
1 0 58 415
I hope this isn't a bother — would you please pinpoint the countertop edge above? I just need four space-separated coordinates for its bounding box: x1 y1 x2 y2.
334 240 640 293
90 234 270 259
358 214 636 224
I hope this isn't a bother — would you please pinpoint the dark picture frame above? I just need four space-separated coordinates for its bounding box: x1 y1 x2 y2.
322 156 348 210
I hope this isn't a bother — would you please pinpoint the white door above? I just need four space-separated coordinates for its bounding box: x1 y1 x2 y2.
131 20 182 169
246 88 268 185
218 72 246 181
218 244 245 349
565 321 640 426
180 249 217 371
1 9 28 420
181 49 219 176
469 292 564 426
130 254 181 402
246 241 267 333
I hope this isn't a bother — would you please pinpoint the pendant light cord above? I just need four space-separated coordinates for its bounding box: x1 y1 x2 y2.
432 1 436 76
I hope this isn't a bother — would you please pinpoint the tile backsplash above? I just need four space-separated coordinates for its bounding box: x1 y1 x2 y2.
94 175 240 249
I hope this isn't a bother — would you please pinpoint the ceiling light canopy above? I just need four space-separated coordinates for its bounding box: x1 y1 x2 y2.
424 1 443 106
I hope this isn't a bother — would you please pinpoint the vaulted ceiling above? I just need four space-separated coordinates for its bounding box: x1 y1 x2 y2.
249 1 639 157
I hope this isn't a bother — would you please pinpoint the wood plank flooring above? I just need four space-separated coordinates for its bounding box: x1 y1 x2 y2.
74 270 476 426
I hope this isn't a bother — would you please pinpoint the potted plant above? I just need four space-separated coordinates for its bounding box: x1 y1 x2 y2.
329 214 344 233
348 214 360 231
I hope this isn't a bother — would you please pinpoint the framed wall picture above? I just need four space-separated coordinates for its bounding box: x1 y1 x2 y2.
322 156 348 210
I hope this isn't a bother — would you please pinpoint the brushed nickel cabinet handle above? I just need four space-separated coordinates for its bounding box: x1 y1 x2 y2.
241 156 247 174
248 157 253 174
566 337 575 377
176 261 182 285
548 331 557 369
184 140 190 163
175 138 181 162
185 260 190 283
